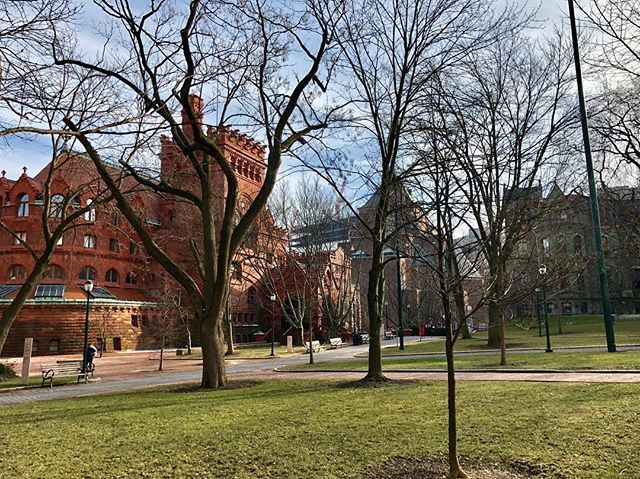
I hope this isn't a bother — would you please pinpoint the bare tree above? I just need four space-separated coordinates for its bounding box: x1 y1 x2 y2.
304 0 524 382
1 0 337 388
94 307 114 358
424 31 578 361
147 282 185 372
410 139 492 479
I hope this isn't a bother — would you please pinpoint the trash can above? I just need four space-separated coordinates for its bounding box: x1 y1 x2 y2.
353 333 363 346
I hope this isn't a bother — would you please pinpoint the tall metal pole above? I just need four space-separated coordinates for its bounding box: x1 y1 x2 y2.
82 291 91 373
536 288 542 337
394 188 405 350
542 282 553 353
270 296 276 357
567 0 616 352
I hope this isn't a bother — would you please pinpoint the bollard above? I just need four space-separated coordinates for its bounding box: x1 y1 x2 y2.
22 337 33 386
286 335 293 353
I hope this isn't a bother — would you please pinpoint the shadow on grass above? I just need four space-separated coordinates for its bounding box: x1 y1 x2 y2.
170 379 263 393
336 377 420 389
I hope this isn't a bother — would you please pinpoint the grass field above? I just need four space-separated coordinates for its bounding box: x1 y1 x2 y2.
384 315 640 355
169 345 308 360
282 350 640 371
0 379 637 478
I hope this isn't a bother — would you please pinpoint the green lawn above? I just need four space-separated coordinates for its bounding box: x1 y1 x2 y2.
170 345 308 360
386 315 640 355
0 379 637 478
282 350 640 371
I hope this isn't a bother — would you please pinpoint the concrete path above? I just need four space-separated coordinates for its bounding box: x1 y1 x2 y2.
2 336 639 406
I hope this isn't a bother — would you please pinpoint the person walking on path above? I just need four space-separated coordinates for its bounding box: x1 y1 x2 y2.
87 344 98 372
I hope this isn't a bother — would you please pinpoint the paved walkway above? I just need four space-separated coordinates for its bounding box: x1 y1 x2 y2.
2 337 639 406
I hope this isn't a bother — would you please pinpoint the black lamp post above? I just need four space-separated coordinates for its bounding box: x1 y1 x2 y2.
539 266 553 353
269 293 276 356
384 301 389 332
82 279 94 373
535 287 542 337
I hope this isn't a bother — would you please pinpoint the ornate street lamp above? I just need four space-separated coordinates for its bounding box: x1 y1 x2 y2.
82 280 94 373
269 294 276 356
538 266 552 353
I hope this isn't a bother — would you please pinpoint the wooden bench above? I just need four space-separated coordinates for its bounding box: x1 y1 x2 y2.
41 361 91 387
57 360 95 378
328 338 343 349
305 340 321 353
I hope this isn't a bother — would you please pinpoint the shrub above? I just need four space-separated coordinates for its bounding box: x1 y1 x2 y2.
0 362 17 381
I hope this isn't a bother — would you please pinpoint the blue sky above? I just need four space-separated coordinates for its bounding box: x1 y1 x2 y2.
1 0 570 180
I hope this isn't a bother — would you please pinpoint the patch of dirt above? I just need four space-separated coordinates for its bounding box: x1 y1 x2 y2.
336 378 419 389
361 456 557 479
171 379 262 393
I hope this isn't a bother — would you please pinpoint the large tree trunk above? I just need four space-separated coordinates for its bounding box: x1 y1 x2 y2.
460 317 472 340
486 301 503 348
200 313 227 388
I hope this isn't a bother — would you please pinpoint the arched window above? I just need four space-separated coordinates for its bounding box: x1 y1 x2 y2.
105 268 119 283
49 194 65 218
125 271 137 284
43 264 64 279
79 266 97 281
17 193 29 217
8 264 25 280
247 287 256 305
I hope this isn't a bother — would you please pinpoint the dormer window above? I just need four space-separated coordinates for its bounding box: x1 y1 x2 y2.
17 193 29 217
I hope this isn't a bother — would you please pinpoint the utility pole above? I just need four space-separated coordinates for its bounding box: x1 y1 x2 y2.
394 184 405 350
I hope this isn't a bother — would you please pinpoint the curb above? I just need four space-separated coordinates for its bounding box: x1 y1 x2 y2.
274 367 640 375
354 343 640 358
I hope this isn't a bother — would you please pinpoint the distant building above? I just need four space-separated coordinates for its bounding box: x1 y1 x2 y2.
509 185 640 317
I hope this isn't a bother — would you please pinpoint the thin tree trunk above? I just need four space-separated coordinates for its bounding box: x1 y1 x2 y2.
558 316 562 335
159 337 164 371
308 314 314 365
186 328 192 355
499 311 507 366
445 323 468 479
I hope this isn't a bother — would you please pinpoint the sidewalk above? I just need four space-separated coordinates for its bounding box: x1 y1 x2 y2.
363 343 640 358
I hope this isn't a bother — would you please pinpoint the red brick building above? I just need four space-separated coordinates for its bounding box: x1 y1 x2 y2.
0 100 299 356
0 154 158 356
